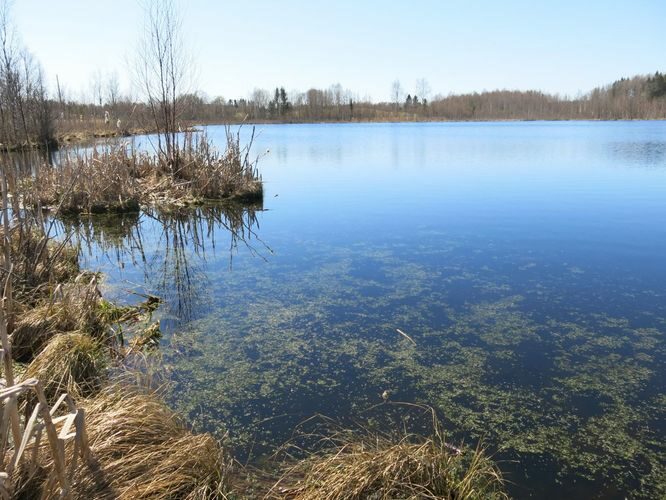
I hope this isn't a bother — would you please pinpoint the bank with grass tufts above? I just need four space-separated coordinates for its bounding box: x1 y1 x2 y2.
0 219 233 498
266 415 508 500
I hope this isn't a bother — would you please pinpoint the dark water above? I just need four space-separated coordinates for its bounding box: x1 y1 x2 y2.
71 122 665 498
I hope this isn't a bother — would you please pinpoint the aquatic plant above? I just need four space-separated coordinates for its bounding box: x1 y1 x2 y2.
152 127 263 202
31 144 141 214
162 236 665 498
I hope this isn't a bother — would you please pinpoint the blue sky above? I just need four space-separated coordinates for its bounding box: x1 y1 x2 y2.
13 0 666 102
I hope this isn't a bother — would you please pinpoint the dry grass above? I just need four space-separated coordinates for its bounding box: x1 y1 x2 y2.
32 145 141 214
268 416 508 500
4 167 230 499
11 279 104 361
77 385 230 499
14 384 231 499
0 226 80 304
176 127 263 202
23 332 107 401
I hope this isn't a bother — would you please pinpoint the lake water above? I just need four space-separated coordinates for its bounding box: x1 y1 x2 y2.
71 122 666 498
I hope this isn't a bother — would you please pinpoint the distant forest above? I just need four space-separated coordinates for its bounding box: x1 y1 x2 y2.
57 72 666 136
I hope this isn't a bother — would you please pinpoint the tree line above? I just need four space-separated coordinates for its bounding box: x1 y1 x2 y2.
60 73 666 131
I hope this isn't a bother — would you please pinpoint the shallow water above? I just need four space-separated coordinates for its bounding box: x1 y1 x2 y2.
72 122 665 498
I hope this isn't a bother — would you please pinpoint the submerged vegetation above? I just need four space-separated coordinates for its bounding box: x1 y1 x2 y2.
143 208 664 499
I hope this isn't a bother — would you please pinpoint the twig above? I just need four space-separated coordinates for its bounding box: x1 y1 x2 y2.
396 328 416 346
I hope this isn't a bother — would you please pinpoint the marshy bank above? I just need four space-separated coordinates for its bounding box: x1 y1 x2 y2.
0 199 231 497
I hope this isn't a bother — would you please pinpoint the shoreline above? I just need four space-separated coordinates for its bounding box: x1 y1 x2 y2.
47 117 666 149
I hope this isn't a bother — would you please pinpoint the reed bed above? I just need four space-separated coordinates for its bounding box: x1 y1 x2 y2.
175 126 263 202
32 129 262 214
32 146 141 214
0 226 80 304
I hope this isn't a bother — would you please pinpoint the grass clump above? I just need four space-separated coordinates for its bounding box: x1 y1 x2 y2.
11 279 104 361
269 418 507 500
13 385 230 499
78 385 229 499
0 226 80 304
23 331 107 400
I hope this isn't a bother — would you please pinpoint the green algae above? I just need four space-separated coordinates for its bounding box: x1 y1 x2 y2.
163 245 665 497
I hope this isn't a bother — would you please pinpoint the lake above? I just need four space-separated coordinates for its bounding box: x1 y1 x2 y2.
70 121 666 498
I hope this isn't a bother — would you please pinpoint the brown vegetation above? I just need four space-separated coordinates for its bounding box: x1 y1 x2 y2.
267 416 507 500
23 332 107 401
28 129 262 215
13 385 231 499
11 279 104 361
1 160 231 498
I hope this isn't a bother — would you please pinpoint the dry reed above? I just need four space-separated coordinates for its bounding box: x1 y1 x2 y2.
1 227 80 305
32 145 141 214
32 129 262 214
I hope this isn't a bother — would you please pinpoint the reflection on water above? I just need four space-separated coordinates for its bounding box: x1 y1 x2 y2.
60 122 666 499
61 203 268 324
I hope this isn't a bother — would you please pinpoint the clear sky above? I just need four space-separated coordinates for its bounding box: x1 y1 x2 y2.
12 0 666 102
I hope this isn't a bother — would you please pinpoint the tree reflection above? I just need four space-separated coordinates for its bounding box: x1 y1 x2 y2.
60 203 270 323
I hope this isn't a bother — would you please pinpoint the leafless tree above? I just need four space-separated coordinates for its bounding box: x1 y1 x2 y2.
391 79 403 108
0 0 52 148
135 0 190 172
106 71 120 109
330 83 343 106
416 78 431 102
250 88 269 118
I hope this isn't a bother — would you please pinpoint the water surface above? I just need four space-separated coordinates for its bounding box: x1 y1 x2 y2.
73 122 666 498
